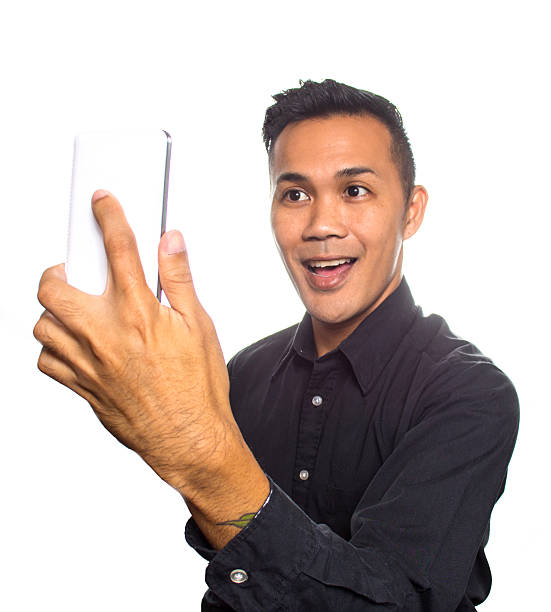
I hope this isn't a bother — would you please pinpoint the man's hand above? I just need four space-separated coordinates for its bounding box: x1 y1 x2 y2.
33 191 249 501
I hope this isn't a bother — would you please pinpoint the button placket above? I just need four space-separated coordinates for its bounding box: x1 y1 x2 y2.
291 361 337 506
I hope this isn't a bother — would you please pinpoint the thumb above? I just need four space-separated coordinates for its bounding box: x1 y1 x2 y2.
158 230 197 312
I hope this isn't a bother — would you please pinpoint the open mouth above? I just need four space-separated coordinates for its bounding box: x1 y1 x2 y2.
305 257 357 277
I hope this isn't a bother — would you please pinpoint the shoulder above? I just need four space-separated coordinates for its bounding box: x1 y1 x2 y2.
410 311 520 437
227 322 299 379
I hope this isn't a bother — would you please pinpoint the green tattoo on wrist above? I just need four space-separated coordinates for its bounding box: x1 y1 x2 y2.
216 512 257 529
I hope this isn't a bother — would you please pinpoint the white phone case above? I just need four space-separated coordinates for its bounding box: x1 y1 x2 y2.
66 129 171 300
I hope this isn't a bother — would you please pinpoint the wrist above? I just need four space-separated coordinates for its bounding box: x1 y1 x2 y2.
162 416 245 497
185 456 270 550
181 424 270 544
182 418 258 499
145 411 236 494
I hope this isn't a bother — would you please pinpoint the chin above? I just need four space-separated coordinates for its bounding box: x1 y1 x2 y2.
304 300 359 326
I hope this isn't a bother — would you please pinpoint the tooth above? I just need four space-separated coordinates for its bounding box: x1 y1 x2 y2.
310 258 351 268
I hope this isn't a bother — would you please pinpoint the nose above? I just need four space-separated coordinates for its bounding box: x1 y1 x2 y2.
301 195 348 242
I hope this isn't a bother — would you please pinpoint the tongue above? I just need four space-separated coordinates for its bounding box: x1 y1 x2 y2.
313 262 352 277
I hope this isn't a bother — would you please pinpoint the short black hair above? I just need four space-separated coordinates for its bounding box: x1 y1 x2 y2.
263 79 415 201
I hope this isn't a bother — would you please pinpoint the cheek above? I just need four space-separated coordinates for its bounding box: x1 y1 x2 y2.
270 216 286 255
271 209 297 256
351 208 403 256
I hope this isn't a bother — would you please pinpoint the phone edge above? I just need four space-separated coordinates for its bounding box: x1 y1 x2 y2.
157 130 172 302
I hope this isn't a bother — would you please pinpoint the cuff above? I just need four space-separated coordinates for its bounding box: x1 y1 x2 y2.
185 475 320 610
185 480 273 562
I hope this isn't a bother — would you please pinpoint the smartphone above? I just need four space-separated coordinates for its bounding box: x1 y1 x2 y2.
66 129 171 300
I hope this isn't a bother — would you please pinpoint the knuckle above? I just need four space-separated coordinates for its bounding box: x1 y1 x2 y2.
37 280 54 306
37 349 51 374
177 269 194 285
38 265 53 286
33 319 45 343
33 313 53 344
106 232 137 257
125 307 151 344
37 266 60 304
86 336 105 364
117 271 145 299
115 291 148 323
33 316 41 338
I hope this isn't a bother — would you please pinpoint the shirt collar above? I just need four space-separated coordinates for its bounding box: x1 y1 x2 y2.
271 276 419 395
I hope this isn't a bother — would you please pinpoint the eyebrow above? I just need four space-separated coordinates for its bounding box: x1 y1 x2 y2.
275 166 377 186
336 166 377 178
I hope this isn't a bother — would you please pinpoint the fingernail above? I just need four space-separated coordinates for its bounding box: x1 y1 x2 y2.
165 230 186 255
92 189 111 203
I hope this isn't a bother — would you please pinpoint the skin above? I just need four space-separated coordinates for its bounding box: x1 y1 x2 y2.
270 114 428 357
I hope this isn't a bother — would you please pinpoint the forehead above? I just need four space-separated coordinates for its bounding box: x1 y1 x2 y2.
270 114 396 182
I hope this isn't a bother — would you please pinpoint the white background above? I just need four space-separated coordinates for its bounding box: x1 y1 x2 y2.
1 1 548 610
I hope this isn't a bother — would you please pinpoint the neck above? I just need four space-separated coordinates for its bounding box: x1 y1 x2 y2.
312 272 403 358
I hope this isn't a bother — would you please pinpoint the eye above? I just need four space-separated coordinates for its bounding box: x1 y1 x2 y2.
283 189 309 202
345 185 370 197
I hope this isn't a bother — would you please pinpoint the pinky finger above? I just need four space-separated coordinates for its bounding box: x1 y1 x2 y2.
37 347 93 403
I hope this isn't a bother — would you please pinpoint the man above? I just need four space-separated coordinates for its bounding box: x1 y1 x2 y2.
34 79 519 611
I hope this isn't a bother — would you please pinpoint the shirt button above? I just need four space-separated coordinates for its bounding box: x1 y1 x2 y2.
299 469 310 480
312 395 323 406
230 569 248 584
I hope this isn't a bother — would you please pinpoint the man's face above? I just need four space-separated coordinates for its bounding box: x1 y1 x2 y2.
270 114 426 332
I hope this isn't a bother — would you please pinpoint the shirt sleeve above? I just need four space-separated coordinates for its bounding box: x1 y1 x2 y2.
185 361 519 611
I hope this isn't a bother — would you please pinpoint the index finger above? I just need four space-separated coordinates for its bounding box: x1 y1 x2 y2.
37 263 94 335
91 190 148 295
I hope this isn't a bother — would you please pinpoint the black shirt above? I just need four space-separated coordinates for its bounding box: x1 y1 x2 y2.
185 277 519 611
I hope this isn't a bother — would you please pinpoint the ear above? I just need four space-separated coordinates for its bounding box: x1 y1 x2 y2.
402 185 428 241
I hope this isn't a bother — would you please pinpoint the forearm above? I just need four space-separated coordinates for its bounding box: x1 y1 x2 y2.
176 420 270 551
